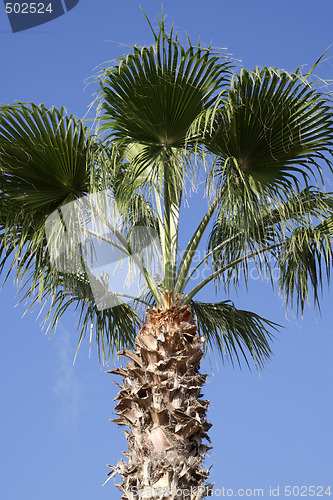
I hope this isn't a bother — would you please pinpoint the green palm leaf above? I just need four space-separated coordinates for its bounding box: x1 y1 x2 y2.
98 15 232 149
0 104 157 363
205 67 333 188
278 217 333 313
191 300 279 369
0 103 91 208
0 103 93 288
19 266 140 361
208 187 333 290
0 103 93 280
184 197 333 315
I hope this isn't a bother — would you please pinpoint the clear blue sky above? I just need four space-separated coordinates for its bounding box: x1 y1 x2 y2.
0 1 332 499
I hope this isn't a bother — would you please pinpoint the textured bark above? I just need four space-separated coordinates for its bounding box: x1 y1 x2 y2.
107 304 213 499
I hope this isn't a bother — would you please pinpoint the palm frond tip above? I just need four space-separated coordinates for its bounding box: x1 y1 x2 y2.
191 300 280 370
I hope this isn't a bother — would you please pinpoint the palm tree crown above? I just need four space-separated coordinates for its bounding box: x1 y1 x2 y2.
1 13 333 498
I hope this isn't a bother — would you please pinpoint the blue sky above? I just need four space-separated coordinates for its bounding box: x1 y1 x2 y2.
0 1 332 499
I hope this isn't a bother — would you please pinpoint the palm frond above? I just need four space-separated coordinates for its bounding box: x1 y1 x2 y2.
19 266 141 362
188 66 333 297
0 103 92 207
278 217 333 314
191 300 279 369
0 103 92 281
204 67 333 189
97 15 232 149
207 187 333 290
0 104 150 361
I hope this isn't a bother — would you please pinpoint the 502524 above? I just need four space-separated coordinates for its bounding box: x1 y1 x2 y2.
5 3 53 14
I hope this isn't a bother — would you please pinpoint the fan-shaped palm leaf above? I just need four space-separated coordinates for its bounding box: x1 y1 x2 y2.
98 15 232 150
204 67 333 188
0 104 144 359
0 103 91 207
0 103 93 282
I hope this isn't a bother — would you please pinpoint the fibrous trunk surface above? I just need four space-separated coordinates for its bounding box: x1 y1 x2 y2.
107 304 213 499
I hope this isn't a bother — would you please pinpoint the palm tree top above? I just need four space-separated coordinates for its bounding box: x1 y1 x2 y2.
1 13 333 369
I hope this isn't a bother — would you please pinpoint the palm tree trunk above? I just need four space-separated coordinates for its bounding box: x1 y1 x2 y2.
107 304 213 499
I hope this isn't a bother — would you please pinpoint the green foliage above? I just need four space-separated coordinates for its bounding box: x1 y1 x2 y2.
97 15 232 149
207 187 333 300
0 103 92 290
0 104 140 361
204 67 333 187
191 300 278 369
1 13 333 368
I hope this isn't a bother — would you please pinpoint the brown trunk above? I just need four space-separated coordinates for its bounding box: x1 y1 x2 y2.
107 304 213 499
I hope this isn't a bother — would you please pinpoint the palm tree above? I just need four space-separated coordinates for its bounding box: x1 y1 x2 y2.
1 14 333 500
